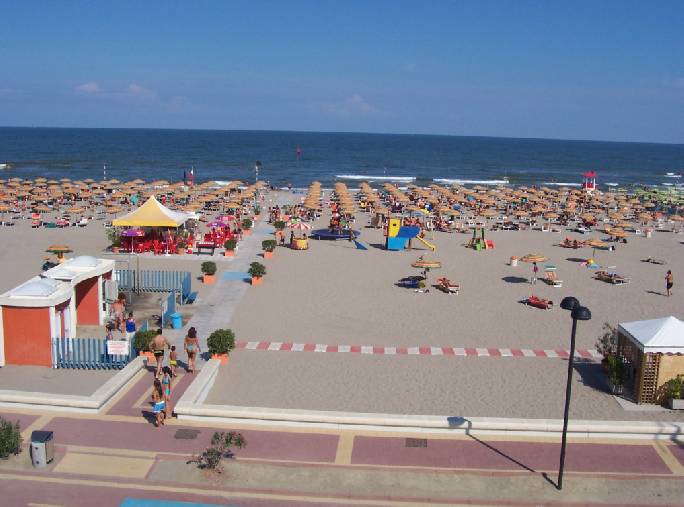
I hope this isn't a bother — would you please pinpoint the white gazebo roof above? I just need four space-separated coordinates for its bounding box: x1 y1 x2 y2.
43 256 114 286
0 276 72 307
619 316 684 354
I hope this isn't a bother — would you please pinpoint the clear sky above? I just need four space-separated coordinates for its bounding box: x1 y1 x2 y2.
1 1 683 143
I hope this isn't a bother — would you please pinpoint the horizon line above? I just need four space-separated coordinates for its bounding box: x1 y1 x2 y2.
0 124 682 148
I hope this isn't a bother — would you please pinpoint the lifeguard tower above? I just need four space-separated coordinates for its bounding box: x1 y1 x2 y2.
582 171 597 193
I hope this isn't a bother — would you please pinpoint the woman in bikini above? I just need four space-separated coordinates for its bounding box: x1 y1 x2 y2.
184 327 201 373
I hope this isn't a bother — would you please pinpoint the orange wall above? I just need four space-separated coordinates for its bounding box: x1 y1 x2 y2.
2 306 52 366
75 276 99 325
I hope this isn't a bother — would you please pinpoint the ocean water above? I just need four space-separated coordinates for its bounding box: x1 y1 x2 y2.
1 127 683 188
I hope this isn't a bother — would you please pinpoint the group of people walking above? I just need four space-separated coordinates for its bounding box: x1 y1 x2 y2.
147 327 202 428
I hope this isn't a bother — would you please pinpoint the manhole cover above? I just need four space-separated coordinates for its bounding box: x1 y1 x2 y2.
405 438 428 448
174 429 201 440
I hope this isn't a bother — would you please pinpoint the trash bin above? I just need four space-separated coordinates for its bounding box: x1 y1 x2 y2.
30 431 54 468
170 312 183 329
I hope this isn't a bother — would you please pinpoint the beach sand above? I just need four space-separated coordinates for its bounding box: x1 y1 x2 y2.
1 191 683 420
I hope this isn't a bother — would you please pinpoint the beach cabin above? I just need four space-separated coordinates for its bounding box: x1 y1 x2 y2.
617 316 684 404
43 256 115 326
0 277 74 367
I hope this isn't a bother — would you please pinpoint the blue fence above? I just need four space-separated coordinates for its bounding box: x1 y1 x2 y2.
52 337 135 369
160 291 176 329
115 269 192 303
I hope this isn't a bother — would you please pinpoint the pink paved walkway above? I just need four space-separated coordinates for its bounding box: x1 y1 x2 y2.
48 416 339 463
351 436 672 474
107 368 196 417
0 411 39 430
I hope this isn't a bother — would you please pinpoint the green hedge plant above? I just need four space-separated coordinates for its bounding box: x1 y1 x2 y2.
201 261 217 276
0 417 22 459
248 262 266 278
207 329 236 356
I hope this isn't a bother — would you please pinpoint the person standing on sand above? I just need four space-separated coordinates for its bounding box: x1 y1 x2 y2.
666 270 673 297
149 329 170 377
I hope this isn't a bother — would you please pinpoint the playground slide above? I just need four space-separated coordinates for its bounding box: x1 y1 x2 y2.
415 236 436 251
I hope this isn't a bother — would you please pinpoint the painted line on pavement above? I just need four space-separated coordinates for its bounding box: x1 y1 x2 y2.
334 432 355 465
20 415 53 441
234 341 601 359
652 442 684 476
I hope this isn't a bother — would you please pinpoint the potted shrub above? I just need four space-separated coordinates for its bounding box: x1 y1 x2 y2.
133 329 157 361
254 205 262 220
606 355 628 395
207 328 235 365
241 218 253 236
664 376 684 409
262 239 276 259
248 261 266 285
224 239 237 257
201 261 217 285
107 229 121 254
176 239 186 255
595 323 617 372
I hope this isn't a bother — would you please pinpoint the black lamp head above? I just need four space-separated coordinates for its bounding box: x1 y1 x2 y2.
571 306 592 321
560 296 580 311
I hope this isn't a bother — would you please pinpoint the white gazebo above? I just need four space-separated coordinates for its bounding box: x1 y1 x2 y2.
617 316 684 404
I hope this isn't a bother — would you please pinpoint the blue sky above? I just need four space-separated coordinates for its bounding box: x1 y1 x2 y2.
1 1 683 143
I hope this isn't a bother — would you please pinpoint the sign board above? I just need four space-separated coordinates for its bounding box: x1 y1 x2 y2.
106 340 129 356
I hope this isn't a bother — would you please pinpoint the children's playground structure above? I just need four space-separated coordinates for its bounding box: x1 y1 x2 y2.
467 227 494 251
385 218 436 251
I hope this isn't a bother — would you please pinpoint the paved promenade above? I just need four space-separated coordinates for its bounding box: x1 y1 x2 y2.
1 368 683 506
164 193 289 367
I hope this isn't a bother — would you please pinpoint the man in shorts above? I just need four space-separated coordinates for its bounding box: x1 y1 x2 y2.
149 329 170 377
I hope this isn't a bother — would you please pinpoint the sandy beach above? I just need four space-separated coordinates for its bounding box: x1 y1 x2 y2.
0 188 683 421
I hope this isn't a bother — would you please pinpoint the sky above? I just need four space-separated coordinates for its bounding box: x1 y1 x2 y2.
1 0 683 143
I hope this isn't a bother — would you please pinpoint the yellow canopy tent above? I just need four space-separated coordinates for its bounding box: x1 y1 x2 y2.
112 195 191 227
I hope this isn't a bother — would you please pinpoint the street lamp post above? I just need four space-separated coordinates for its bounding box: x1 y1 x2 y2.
557 296 591 490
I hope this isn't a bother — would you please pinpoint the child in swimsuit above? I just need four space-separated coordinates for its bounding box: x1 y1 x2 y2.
152 378 166 428
162 366 172 416
169 346 178 377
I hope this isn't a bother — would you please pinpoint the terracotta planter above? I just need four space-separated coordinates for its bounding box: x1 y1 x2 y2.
263 251 274 259
224 250 235 257
176 247 185 255
140 351 155 362
243 229 252 236
251 276 262 285
203 274 216 285
112 247 120 254
211 353 230 365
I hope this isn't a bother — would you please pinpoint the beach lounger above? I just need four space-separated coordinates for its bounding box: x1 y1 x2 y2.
436 277 460 294
543 270 563 287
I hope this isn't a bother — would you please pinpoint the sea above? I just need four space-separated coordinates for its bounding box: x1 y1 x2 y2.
1 127 683 189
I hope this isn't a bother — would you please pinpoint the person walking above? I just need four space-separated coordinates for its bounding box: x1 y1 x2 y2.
149 329 170 377
184 327 201 373
151 378 166 428
111 294 126 333
161 366 173 416
531 262 538 285
124 312 136 341
666 270 673 297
